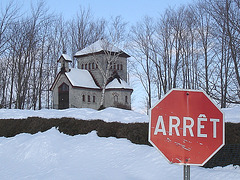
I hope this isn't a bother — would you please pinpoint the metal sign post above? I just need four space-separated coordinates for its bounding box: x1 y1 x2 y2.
184 165 190 180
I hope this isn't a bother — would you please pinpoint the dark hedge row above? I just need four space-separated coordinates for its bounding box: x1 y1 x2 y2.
0 117 150 145
0 117 239 168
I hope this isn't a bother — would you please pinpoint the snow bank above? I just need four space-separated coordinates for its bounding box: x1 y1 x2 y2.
0 107 148 123
0 128 239 180
222 106 240 123
0 106 239 123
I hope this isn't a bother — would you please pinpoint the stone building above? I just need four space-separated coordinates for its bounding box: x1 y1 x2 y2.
50 39 133 110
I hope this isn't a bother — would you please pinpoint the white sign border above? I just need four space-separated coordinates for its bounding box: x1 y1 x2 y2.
148 88 225 166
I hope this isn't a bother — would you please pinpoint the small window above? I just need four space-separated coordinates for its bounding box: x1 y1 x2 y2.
81 64 84 69
82 95 85 102
114 64 116 70
93 96 96 103
125 96 128 103
89 63 91 70
117 64 119 70
85 64 87 69
92 63 95 69
114 95 118 102
96 63 98 69
88 95 91 102
120 64 123 70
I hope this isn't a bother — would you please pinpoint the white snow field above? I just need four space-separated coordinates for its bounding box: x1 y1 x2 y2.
0 105 239 123
0 106 239 180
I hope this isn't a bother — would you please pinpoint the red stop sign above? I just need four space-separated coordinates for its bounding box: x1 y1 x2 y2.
149 89 224 166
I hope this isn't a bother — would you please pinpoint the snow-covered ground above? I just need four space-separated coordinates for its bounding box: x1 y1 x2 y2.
0 105 239 123
0 106 239 179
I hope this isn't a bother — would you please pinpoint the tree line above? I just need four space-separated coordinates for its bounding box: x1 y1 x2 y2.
129 0 240 110
0 0 239 110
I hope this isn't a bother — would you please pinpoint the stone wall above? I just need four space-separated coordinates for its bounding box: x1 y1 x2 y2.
77 54 128 87
70 88 101 109
105 89 132 109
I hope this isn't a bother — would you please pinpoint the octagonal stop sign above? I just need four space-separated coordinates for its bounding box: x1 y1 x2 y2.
149 89 224 166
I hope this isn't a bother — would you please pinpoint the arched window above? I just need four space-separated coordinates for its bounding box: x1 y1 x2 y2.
85 64 87 69
114 63 116 70
117 64 119 70
93 96 96 103
114 95 118 102
82 95 85 102
120 64 123 70
89 63 91 70
59 83 69 92
81 64 84 69
92 63 95 69
88 95 91 102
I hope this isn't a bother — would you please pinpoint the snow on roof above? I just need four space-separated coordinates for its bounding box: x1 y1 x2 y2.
74 39 123 57
106 78 133 90
62 54 72 61
57 54 72 62
65 68 99 89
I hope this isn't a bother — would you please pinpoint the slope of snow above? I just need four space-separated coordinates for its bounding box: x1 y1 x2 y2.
0 128 239 180
0 107 148 123
0 106 239 179
61 54 72 61
222 106 240 123
106 78 133 90
0 106 239 123
75 39 122 57
65 68 99 89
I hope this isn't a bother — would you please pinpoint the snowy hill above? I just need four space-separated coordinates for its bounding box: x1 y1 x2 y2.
0 106 239 123
0 106 239 179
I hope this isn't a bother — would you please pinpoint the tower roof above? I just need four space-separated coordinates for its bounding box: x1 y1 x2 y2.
74 39 130 58
57 54 72 62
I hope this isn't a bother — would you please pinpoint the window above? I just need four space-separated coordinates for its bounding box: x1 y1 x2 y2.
88 95 91 102
89 63 91 70
125 96 128 103
82 95 85 102
92 63 95 69
120 64 123 70
96 63 98 69
114 63 116 70
81 64 84 69
117 64 119 70
93 96 96 103
114 95 118 102
85 64 87 69
59 83 69 92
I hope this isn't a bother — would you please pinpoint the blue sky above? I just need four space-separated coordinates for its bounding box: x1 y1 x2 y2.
2 0 193 24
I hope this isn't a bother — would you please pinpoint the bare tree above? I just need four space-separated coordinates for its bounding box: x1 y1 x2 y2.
202 0 240 105
91 16 128 109
130 16 155 109
69 7 106 67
